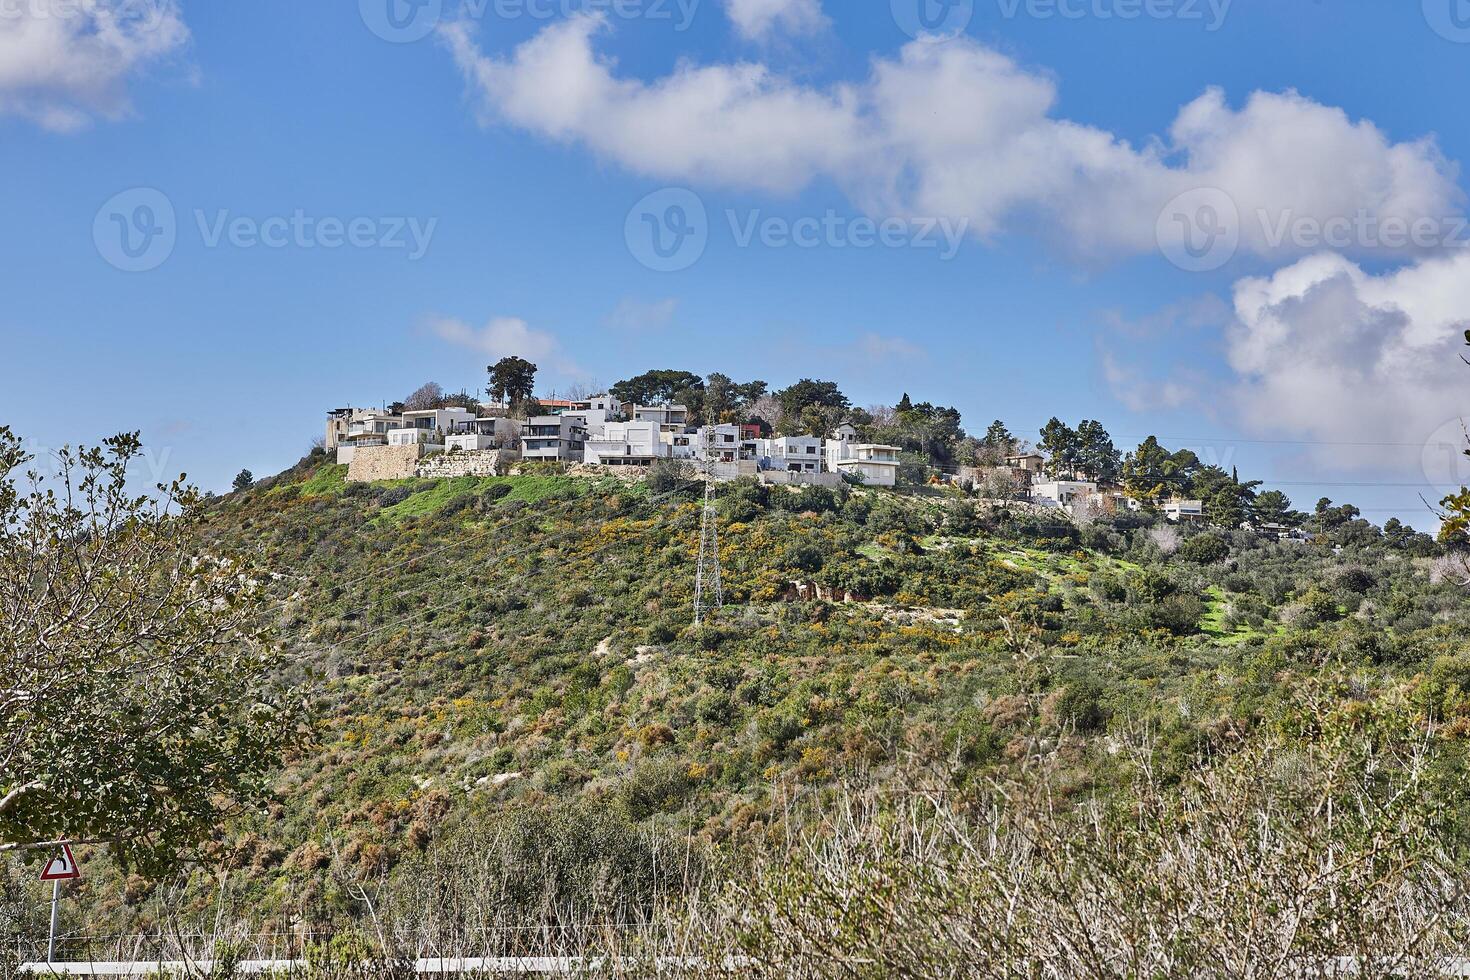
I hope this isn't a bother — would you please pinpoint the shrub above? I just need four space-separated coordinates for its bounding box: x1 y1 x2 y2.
1179 535 1229 564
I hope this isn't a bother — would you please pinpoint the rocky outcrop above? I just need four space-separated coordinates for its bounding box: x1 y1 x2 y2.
783 580 869 603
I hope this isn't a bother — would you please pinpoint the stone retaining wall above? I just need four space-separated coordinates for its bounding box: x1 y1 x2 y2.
415 450 517 479
346 444 423 482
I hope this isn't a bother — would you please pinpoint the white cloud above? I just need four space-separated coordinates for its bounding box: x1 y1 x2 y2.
1099 352 1199 413
1102 294 1229 340
439 14 860 194
426 314 585 376
856 332 923 362
606 296 679 331
1224 251 1470 470
723 0 827 40
0 0 189 130
440 16 1460 262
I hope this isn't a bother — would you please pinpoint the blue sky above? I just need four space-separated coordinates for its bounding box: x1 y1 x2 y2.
3 0 1469 525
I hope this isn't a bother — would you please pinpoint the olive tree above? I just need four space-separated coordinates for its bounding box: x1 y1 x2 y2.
0 428 300 876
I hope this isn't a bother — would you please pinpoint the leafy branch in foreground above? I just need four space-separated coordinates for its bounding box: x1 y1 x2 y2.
0 427 302 876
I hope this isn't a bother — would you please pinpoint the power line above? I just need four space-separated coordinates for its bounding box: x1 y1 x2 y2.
693 429 724 629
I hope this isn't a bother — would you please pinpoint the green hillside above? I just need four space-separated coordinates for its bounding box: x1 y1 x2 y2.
18 450 1470 966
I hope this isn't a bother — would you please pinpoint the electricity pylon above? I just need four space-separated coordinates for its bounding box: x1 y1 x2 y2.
693 424 723 628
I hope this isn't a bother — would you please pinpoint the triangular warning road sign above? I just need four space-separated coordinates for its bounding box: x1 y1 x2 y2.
40 844 80 881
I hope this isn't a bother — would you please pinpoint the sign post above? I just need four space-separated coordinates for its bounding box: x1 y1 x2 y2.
40 844 80 963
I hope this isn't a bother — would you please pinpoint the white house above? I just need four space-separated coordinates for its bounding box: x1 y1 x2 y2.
1031 480 1099 508
572 394 625 419
1162 498 1205 522
562 409 611 437
332 410 405 463
584 421 665 467
521 415 588 462
696 424 746 462
758 436 824 473
824 428 900 487
633 404 689 430
827 444 900 486
445 417 519 452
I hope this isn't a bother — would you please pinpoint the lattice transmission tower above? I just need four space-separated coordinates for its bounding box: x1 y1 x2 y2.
693 425 723 628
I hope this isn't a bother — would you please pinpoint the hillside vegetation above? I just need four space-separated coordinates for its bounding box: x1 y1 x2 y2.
12 450 1470 971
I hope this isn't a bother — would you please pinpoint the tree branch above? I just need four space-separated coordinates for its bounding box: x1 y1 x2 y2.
0 779 44 816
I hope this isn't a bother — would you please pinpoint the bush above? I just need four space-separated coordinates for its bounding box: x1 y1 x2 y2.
379 486 417 507
1179 535 1229 564
648 459 697 494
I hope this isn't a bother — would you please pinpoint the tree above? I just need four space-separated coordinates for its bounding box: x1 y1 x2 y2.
1439 330 1470 546
1074 420 1121 484
976 421 1018 466
1039 418 1079 479
1122 436 1174 503
1193 465 1260 529
440 389 481 411
611 370 704 407
799 404 844 438
404 381 445 411
487 357 538 407
1252 490 1301 527
0 429 299 876
703 373 741 423
775 379 849 423
232 469 254 492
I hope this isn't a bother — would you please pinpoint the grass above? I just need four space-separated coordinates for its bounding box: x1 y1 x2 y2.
1200 584 1268 646
373 475 630 524
273 463 348 498
376 476 496 522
